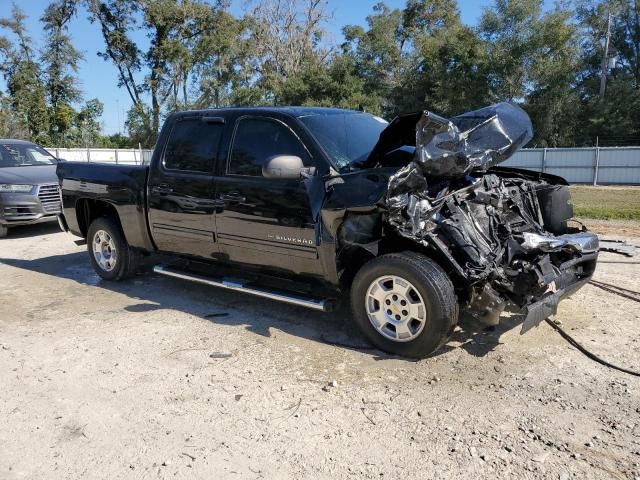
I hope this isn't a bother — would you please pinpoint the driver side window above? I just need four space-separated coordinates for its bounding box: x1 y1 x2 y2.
228 118 311 177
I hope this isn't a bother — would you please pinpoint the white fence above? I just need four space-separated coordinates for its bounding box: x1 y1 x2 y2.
46 147 153 165
47 146 640 185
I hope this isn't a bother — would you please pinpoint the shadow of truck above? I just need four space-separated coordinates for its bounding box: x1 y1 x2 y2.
0 249 522 360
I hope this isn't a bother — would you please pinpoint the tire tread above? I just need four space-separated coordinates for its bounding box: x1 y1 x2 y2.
350 251 458 358
87 217 139 281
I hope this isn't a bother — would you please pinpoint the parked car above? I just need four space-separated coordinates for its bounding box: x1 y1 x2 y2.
57 104 598 357
0 139 62 238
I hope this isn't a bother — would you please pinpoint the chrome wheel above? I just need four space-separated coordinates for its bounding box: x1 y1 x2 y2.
92 229 117 272
365 275 427 342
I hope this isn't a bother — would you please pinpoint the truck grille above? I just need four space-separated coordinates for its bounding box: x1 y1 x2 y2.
38 184 62 213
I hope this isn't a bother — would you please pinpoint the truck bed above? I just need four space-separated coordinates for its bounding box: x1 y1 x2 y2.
57 162 154 251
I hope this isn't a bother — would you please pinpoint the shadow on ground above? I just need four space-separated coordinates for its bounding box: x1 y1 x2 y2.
0 249 521 361
3 222 62 239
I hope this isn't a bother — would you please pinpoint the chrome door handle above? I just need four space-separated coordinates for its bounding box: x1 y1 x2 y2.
152 184 173 194
219 192 246 202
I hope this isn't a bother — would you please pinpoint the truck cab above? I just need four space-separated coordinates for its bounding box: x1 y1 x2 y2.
146 108 355 279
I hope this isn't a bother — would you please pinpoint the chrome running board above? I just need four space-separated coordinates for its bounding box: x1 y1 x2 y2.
153 265 329 312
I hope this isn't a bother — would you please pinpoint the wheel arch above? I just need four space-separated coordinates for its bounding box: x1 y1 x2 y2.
339 235 471 303
76 198 126 242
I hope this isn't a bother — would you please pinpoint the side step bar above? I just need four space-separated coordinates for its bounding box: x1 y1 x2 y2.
153 265 330 312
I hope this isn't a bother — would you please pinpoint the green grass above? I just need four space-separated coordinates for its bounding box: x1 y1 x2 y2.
570 186 640 221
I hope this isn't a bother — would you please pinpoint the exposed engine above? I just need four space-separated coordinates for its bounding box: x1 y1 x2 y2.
374 102 599 332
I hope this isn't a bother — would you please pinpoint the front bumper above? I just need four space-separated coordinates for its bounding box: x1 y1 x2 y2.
520 238 599 333
0 184 62 227
521 276 590 333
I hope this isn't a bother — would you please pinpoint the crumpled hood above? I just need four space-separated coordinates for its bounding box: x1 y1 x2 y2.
0 165 58 185
365 102 533 177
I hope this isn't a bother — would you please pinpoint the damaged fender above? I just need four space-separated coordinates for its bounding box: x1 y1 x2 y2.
356 102 598 332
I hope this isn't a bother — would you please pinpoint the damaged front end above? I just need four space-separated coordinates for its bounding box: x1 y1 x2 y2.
370 102 598 333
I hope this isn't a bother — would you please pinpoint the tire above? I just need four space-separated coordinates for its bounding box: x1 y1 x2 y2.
350 251 458 358
0 224 7 238
87 217 139 281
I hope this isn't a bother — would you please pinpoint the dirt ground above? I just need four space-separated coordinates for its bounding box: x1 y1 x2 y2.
1 222 639 480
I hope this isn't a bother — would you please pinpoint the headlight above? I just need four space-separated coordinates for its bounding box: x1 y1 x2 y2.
0 184 35 193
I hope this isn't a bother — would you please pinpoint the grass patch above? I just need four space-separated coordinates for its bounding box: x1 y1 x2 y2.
570 186 640 220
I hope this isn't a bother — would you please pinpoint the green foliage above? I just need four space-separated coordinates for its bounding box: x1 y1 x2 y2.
0 4 50 143
572 0 640 146
101 132 131 148
41 0 83 143
192 7 253 108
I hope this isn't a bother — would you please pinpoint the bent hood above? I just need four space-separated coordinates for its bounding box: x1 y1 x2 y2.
0 165 58 185
364 102 533 178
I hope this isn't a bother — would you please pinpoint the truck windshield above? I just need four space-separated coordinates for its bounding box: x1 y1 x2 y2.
0 143 57 167
299 112 388 171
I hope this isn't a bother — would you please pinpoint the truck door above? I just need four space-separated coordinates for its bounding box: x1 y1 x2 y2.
147 115 224 258
214 116 324 276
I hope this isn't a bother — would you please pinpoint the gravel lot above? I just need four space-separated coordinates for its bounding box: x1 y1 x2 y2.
1 223 639 480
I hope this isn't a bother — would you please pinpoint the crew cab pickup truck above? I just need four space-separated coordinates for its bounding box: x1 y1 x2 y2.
57 104 599 357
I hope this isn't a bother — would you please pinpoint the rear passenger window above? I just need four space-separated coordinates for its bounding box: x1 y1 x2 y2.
228 118 311 176
164 118 222 173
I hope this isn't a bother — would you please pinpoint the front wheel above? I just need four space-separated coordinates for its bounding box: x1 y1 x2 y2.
0 224 7 238
87 217 139 281
350 252 458 358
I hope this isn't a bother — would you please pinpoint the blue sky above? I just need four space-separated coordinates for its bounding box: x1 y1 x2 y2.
1 0 497 135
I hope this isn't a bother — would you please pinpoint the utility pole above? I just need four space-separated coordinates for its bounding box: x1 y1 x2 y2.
599 11 612 100
116 99 120 134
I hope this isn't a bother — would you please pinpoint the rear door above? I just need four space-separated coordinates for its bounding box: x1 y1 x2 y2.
147 115 224 258
214 115 324 276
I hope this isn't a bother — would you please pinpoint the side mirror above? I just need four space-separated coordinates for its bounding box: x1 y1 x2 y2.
262 155 305 179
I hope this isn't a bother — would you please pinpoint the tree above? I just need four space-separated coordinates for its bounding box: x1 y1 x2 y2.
244 0 332 103
192 4 254 108
391 0 490 117
75 98 104 146
0 4 50 143
88 0 225 145
341 3 407 114
124 103 152 147
41 0 83 144
573 0 640 145
88 0 153 143
277 54 380 112
0 93 28 138
102 132 131 147
340 0 482 118
480 0 582 146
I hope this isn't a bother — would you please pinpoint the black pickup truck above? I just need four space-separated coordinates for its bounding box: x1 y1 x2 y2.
57 104 598 357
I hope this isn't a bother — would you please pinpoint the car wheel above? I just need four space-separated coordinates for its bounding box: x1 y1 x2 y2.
350 252 458 358
87 217 139 281
0 224 7 238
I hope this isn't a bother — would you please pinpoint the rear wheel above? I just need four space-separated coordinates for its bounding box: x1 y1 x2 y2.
350 252 458 358
87 217 139 280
